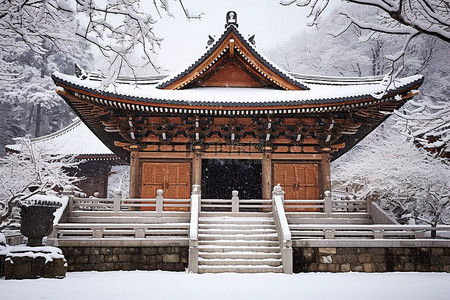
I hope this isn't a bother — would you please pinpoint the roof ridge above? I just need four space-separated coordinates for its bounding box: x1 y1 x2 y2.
157 24 309 90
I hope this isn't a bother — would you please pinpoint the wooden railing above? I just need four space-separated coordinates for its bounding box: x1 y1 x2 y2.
289 224 450 240
272 184 292 274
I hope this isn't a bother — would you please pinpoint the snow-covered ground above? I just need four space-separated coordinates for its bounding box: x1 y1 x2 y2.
1 271 449 300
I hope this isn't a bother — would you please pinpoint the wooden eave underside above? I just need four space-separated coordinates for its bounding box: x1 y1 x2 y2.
55 83 421 161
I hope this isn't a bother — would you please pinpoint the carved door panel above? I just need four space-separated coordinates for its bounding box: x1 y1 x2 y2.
141 162 191 211
273 163 320 211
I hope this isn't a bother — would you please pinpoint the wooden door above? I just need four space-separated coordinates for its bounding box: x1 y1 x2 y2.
141 162 191 211
273 163 320 211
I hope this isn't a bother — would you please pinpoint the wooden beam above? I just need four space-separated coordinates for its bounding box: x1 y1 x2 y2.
201 152 263 159
320 153 331 198
138 152 194 159
272 153 323 160
129 151 140 198
192 151 202 186
262 151 272 200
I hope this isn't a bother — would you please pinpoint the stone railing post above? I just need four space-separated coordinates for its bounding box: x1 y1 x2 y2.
188 184 201 273
272 184 292 274
63 185 75 215
273 183 285 204
156 189 164 212
346 194 355 212
113 189 122 212
324 190 332 215
231 190 239 213
366 198 373 216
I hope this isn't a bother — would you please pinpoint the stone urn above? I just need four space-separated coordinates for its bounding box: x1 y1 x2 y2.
20 198 62 246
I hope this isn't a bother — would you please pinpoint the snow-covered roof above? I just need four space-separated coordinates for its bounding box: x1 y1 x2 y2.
53 18 423 109
6 118 116 159
156 24 309 91
53 71 423 108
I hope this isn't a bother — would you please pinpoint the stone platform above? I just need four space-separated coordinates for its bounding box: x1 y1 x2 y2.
4 246 67 279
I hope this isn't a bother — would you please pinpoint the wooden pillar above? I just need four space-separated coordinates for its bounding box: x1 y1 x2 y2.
129 151 140 198
192 150 202 187
320 153 331 198
262 151 272 199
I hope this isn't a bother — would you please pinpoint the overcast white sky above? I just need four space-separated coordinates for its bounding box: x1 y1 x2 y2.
149 0 336 71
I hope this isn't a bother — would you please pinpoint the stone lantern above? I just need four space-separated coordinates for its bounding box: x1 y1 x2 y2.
20 198 62 246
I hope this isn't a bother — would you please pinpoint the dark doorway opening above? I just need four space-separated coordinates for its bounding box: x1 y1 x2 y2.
201 159 262 199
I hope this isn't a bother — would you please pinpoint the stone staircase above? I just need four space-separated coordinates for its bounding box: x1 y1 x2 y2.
197 212 284 274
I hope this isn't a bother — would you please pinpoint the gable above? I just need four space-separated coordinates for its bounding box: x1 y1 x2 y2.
192 56 280 89
158 24 309 91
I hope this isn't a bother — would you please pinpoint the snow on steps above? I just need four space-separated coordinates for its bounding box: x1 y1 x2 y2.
197 212 283 274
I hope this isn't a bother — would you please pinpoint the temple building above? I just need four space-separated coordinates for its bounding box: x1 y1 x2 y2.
6 118 124 197
51 12 423 204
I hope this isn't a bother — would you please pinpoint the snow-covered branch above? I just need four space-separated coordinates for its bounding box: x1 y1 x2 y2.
395 99 450 156
282 0 450 42
0 0 200 85
0 138 82 229
332 120 450 225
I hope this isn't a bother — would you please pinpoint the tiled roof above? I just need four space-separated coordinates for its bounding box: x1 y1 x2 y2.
52 71 424 108
6 119 117 159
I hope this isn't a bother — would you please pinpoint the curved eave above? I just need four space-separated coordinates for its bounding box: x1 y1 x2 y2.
54 90 131 162
53 74 424 114
75 154 121 161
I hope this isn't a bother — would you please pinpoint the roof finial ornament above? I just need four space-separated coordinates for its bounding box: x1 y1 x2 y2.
207 35 215 46
225 11 238 28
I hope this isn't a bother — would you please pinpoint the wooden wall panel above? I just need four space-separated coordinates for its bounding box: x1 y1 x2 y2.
141 162 191 211
273 162 320 211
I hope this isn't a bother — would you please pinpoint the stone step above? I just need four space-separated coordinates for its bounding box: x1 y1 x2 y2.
198 265 283 274
199 240 279 247
198 233 278 241
199 224 276 231
198 258 282 266
198 242 280 253
198 228 277 235
199 212 273 218
199 217 275 225
198 251 282 260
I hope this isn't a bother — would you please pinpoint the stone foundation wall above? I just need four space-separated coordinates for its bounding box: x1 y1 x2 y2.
293 247 450 273
60 246 188 272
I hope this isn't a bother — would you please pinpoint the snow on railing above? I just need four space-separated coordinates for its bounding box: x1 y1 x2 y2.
289 224 450 240
64 187 190 213
188 185 201 273
201 191 272 212
283 192 367 213
54 223 190 240
272 184 293 274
